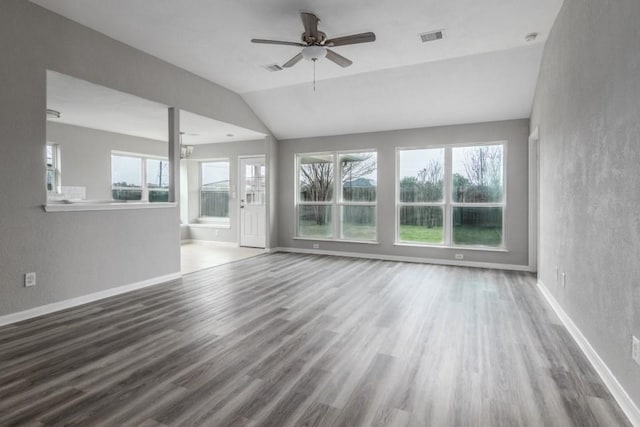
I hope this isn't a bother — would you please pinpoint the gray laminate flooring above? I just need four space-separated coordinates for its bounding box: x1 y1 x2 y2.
0 253 631 426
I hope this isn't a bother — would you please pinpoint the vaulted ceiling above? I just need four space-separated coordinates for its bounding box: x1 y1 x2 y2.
32 0 564 140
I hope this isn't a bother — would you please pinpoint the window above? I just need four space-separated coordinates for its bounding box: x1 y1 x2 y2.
46 144 60 193
397 143 505 248
146 158 170 202
296 151 377 241
111 153 169 202
398 148 445 244
200 161 230 220
451 145 504 246
340 152 377 240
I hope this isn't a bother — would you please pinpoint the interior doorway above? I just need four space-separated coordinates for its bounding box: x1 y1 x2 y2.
239 156 266 248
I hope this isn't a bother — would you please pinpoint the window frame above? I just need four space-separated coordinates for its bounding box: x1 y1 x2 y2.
295 149 378 243
396 141 507 250
395 146 447 245
199 159 231 223
110 151 169 202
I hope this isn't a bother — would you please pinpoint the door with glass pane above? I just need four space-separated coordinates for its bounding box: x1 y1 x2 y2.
239 156 266 248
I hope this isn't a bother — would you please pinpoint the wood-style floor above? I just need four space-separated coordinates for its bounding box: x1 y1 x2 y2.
0 253 630 426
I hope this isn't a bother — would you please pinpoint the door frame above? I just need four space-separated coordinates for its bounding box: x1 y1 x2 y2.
237 154 267 248
528 126 540 273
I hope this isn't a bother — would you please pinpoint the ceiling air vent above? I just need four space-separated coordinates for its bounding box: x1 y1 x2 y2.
419 30 445 43
262 63 284 72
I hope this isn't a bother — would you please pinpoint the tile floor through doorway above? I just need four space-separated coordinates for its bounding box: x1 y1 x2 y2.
180 241 265 274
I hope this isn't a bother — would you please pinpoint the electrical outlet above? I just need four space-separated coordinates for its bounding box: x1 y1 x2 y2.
25 272 36 287
312 243 319 249
214 229 219 237
455 254 464 260
562 273 566 288
632 336 640 366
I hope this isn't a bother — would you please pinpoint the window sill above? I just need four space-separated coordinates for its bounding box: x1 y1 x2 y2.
189 223 231 229
393 242 509 252
293 237 379 245
194 218 231 227
44 201 177 212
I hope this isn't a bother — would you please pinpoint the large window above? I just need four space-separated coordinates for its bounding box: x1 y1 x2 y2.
200 161 230 220
398 148 445 244
111 153 169 202
397 143 505 248
296 151 377 241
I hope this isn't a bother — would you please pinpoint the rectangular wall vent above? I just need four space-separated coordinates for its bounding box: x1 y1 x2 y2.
420 30 445 43
263 63 284 72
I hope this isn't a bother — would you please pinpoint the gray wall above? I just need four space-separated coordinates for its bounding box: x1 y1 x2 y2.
0 0 269 317
48 122 167 200
266 136 279 249
277 119 530 267
185 140 266 244
531 0 640 407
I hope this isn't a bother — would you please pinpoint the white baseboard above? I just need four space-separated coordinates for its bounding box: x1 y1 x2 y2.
0 272 182 327
181 239 239 248
273 247 529 271
537 281 640 427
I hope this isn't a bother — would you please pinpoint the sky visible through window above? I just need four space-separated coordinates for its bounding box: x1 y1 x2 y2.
146 159 169 188
399 148 444 180
202 162 230 189
112 155 141 187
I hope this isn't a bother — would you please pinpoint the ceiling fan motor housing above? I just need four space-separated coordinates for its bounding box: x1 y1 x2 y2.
302 31 327 45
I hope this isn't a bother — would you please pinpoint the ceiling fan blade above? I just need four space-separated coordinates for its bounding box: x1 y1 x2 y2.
325 49 353 68
282 52 303 68
251 39 304 47
301 12 320 40
326 32 376 47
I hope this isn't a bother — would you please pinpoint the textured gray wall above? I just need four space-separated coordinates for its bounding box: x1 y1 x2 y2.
277 119 530 267
0 0 269 316
531 0 640 406
47 122 167 200
185 140 266 244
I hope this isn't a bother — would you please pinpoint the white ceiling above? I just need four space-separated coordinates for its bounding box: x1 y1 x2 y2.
46 71 267 144
34 0 564 140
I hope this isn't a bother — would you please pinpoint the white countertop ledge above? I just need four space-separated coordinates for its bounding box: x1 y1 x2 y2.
44 202 177 212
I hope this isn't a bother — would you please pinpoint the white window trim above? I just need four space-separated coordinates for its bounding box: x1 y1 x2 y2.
199 159 231 221
111 151 169 203
395 141 507 249
295 149 378 243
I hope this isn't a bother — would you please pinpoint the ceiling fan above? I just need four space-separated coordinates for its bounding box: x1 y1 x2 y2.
251 12 376 69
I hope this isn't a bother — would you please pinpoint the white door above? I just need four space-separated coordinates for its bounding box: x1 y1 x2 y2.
240 156 266 248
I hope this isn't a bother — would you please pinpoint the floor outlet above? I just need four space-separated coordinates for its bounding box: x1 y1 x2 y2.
632 336 640 366
25 272 36 287
312 243 319 249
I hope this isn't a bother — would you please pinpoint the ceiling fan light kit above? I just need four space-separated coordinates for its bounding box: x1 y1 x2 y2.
251 12 376 90
301 45 327 61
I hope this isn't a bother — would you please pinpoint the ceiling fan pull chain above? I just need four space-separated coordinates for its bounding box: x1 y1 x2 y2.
313 58 317 91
